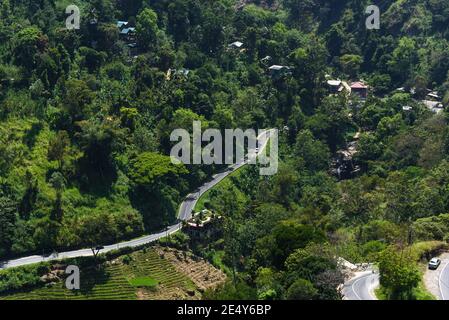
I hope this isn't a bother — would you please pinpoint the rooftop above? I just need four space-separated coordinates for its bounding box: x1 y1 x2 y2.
327 80 342 87
120 27 136 35
350 81 368 89
426 92 440 100
269 65 290 71
186 209 220 228
228 41 244 48
117 21 128 28
422 100 444 113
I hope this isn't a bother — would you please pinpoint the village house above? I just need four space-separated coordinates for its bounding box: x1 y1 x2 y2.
184 210 222 240
117 20 136 42
395 86 444 114
402 105 413 112
268 65 293 79
426 91 440 101
350 81 369 100
422 100 444 114
117 20 128 29
325 76 351 97
228 41 244 50
260 55 272 65
166 68 190 81
120 27 136 42
420 89 444 113
327 79 342 94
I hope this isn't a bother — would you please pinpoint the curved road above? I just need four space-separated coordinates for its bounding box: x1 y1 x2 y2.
344 254 449 300
342 271 379 300
438 258 449 300
424 253 449 300
0 130 274 270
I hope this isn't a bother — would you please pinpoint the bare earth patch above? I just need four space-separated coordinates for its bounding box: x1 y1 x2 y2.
155 246 226 293
137 286 194 300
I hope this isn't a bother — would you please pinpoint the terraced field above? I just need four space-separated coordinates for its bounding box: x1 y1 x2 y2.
0 249 196 300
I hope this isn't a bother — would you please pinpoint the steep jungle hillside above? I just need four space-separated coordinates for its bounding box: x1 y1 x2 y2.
1 0 449 300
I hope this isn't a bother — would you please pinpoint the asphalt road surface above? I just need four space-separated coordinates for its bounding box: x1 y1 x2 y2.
342 271 379 300
424 253 449 300
439 258 449 300
0 129 274 270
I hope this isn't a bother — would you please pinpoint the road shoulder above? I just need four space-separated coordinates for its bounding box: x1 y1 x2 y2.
423 252 449 300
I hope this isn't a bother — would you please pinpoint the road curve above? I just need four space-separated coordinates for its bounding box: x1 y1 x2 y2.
0 129 274 270
342 271 379 300
422 253 449 300
436 255 449 300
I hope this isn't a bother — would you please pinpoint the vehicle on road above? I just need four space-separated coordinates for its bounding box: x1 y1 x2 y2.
429 258 441 270
0 130 272 271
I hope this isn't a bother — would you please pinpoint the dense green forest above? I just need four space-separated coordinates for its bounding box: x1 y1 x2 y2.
2 0 449 300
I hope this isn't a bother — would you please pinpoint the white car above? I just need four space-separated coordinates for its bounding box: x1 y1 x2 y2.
429 258 441 270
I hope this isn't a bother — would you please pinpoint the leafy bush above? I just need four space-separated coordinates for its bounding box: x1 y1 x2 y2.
0 263 50 294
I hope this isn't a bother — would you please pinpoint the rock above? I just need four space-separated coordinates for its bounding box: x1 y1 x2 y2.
55 270 65 276
40 272 60 283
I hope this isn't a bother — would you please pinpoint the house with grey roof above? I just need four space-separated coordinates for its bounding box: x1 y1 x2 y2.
268 65 293 78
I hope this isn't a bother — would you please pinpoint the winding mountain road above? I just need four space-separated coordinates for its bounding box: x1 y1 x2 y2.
423 253 449 300
0 130 274 271
342 271 379 300
438 258 449 300
344 253 449 300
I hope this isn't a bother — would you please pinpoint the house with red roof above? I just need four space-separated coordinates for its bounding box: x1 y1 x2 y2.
350 81 369 99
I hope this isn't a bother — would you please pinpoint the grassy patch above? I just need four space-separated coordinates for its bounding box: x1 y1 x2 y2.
210 250 232 275
374 287 387 300
195 188 213 212
128 277 158 288
375 280 436 300
412 281 435 300
409 241 448 261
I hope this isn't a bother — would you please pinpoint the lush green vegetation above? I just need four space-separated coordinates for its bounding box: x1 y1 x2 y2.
0 262 51 293
2 0 449 300
374 241 444 300
0 249 194 300
195 165 245 212
128 276 158 288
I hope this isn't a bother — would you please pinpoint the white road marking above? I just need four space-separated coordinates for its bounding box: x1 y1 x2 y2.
439 259 449 300
347 272 378 301
351 275 365 300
